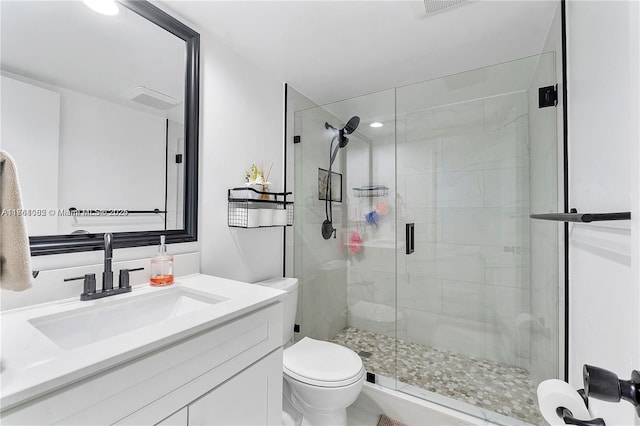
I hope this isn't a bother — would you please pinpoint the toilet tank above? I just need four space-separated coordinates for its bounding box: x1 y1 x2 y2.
255 277 298 346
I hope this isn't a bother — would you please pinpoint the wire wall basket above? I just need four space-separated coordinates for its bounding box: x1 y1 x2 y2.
352 185 389 198
228 187 293 228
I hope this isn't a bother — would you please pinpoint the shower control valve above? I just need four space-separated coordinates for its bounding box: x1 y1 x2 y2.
322 220 337 240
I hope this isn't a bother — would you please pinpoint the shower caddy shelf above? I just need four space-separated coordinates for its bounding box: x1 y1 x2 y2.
353 185 389 198
227 187 293 228
530 208 630 223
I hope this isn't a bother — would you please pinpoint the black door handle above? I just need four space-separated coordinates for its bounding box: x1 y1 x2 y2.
406 223 414 255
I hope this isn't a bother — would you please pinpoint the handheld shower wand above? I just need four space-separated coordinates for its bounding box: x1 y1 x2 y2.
322 116 360 240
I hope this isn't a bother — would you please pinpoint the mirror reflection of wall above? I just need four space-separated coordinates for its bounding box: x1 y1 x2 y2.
0 1 186 237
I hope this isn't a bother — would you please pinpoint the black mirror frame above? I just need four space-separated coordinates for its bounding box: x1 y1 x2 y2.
29 0 199 256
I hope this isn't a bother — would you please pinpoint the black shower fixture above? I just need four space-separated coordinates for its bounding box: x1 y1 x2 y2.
326 115 359 149
322 116 360 240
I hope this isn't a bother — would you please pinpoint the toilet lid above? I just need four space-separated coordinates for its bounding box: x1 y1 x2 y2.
283 337 364 387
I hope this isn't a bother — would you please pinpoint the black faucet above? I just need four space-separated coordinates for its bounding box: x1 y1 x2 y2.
64 233 144 300
103 232 113 291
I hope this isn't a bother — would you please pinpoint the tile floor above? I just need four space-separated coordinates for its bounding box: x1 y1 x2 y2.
331 327 542 425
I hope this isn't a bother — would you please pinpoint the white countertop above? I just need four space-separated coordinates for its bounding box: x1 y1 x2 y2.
0 274 284 410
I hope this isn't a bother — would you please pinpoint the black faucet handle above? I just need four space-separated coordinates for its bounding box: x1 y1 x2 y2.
64 273 97 297
119 267 144 289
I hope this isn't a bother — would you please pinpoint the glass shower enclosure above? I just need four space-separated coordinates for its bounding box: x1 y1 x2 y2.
287 52 561 425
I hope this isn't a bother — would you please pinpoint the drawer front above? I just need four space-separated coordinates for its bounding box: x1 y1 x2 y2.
188 349 283 426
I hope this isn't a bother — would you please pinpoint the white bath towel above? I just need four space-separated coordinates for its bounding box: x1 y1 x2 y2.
0 149 33 291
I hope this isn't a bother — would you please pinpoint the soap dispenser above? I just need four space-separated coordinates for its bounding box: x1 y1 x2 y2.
150 235 174 286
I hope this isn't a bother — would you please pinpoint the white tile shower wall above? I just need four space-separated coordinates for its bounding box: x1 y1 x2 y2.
344 99 398 337
346 140 388 253
386 91 530 368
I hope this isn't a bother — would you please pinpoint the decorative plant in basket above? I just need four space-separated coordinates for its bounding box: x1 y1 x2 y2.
244 162 273 199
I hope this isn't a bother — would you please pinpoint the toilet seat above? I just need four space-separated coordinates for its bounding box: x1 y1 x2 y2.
283 337 365 388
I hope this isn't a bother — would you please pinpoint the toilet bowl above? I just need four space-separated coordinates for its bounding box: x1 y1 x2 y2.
255 277 364 426
284 337 364 425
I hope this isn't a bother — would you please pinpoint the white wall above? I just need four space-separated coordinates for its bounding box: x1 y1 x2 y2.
632 3 640 424
566 1 639 424
1 72 169 235
57 85 167 234
1 75 60 236
196 21 285 283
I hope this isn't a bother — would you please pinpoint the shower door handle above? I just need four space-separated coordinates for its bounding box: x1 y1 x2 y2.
406 223 414 255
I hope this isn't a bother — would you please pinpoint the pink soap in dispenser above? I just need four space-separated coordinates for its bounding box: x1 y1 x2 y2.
150 235 174 286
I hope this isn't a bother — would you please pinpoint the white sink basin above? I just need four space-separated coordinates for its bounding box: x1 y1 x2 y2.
28 287 227 350
1 274 285 410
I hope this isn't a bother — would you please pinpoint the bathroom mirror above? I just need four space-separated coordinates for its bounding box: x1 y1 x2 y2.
0 0 199 255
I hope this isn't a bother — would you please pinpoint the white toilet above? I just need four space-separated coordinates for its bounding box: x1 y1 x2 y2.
256 277 365 426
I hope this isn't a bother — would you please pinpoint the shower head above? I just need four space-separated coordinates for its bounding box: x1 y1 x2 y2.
325 116 360 148
343 116 360 135
338 116 360 148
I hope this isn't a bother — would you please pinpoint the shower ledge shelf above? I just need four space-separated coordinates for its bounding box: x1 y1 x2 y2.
343 239 403 250
353 185 389 198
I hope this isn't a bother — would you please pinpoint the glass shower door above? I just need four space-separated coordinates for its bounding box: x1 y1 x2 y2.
395 53 560 424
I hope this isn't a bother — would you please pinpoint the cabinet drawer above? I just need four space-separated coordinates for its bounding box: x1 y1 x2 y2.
188 349 282 426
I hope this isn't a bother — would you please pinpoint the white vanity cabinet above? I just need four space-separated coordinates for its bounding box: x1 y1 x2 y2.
1 301 283 426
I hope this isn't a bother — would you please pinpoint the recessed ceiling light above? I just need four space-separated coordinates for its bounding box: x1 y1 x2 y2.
83 0 119 16
369 122 384 128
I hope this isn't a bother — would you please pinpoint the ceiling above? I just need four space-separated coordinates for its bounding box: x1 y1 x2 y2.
1 1 185 116
162 0 559 105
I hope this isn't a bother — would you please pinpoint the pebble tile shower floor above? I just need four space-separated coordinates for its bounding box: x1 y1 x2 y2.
330 327 543 425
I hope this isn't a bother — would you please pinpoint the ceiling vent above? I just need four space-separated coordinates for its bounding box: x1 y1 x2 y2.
423 0 469 16
124 86 179 110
